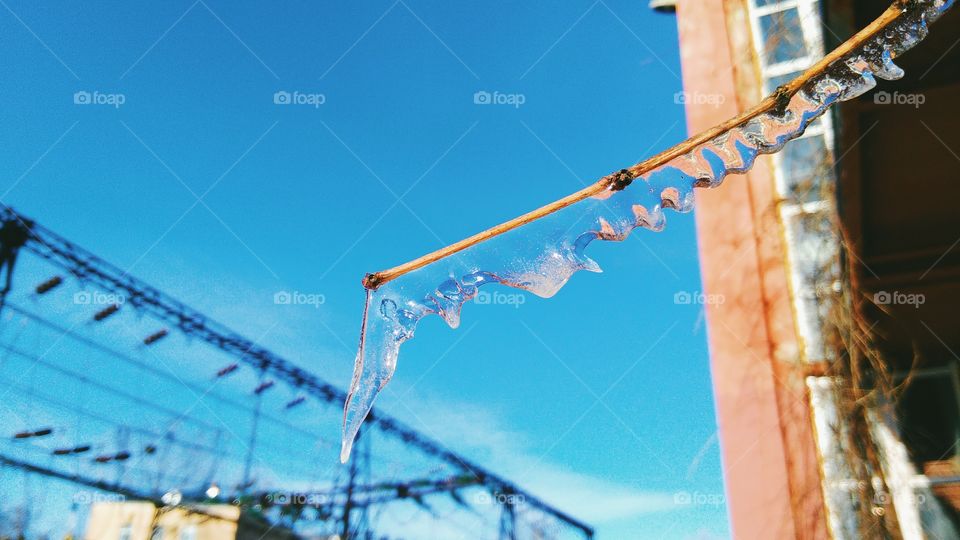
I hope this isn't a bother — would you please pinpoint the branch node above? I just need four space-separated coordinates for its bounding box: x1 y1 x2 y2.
362 272 383 290
774 85 793 115
606 169 635 192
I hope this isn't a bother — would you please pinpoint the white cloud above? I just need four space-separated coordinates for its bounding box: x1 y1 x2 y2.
376 389 679 525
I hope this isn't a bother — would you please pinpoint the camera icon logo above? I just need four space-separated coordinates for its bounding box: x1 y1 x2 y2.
74 91 91 105
273 91 291 105
874 91 891 105
474 491 492 505
873 291 891 305
674 291 692 305
74 291 92 305
274 291 292 305
873 490 892 505
473 91 492 105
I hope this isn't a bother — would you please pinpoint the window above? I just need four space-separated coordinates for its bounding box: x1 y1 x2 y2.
764 70 803 93
759 8 808 65
895 365 960 519
779 135 831 203
783 209 836 358
748 0 836 361
897 366 960 466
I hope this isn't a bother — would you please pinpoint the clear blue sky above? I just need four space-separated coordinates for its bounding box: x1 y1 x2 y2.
0 1 728 538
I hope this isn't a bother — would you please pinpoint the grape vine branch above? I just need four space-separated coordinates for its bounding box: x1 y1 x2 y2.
361 1 911 290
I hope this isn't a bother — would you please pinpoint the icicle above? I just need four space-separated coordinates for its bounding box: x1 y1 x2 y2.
340 0 956 461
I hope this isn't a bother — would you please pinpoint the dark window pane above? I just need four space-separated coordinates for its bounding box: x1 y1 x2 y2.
759 8 808 65
781 135 831 203
898 373 960 465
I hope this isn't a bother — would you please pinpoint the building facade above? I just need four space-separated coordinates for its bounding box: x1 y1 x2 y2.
672 0 960 537
84 501 301 540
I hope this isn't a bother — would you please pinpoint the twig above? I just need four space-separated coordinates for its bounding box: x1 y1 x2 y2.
362 1 908 290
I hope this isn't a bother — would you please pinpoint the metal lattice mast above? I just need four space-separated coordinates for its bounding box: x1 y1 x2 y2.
0 208 595 539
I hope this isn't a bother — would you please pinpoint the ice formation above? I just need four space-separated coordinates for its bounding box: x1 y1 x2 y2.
341 0 956 462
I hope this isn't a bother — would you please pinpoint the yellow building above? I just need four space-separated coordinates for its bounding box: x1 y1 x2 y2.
84 501 302 540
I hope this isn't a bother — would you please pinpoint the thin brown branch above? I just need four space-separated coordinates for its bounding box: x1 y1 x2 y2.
362 2 907 290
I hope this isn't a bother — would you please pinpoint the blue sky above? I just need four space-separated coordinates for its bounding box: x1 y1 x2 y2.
0 1 728 538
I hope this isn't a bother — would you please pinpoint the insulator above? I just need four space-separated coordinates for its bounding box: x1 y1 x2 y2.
285 396 306 409
93 304 120 321
35 276 63 294
143 329 168 345
13 428 53 439
53 444 90 456
253 380 275 395
216 364 239 378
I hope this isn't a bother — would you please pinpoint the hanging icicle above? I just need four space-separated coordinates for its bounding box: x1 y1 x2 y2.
340 0 958 461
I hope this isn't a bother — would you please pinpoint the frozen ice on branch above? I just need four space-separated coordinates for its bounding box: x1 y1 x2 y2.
340 0 956 462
